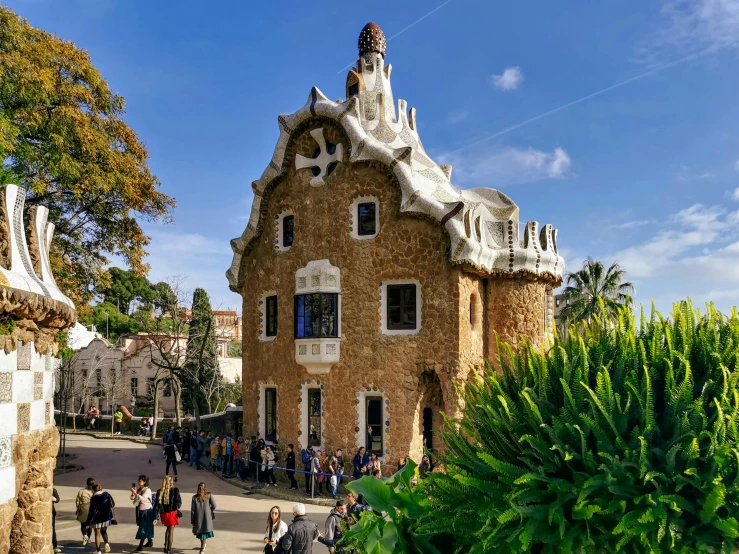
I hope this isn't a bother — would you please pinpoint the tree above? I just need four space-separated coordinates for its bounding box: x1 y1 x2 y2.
0 7 175 308
559 258 634 325
96 267 156 315
228 339 243 358
180 288 219 426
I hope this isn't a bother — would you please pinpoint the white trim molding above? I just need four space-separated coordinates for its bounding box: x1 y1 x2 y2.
355 386 390 459
274 210 295 252
257 380 278 444
298 380 325 450
379 279 422 336
350 195 380 240
258 291 278 343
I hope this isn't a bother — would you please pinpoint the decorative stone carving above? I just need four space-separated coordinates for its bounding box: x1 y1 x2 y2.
295 128 344 186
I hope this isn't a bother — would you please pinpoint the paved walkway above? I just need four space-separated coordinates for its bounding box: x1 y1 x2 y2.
53 434 331 553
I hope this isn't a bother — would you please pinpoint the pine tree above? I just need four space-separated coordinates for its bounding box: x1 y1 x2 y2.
180 288 219 424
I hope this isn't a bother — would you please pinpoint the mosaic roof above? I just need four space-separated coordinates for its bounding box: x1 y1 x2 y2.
227 24 565 292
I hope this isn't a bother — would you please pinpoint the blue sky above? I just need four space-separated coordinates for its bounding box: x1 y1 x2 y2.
7 0 739 315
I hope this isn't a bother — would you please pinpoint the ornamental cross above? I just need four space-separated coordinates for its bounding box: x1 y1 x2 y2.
295 128 343 186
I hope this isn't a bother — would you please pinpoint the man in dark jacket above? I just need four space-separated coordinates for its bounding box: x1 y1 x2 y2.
352 447 369 479
195 430 208 470
279 503 321 554
301 445 313 494
318 501 347 554
286 443 299 490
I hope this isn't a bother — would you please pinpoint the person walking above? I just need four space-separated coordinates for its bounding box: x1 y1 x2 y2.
182 427 191 462
301 445 312 494
249 436 260 480
75 477 95 546
263 505 288 554
191 482 216 554
164 439 179 482
279 503 321 554
267 445 278 486
221 433 234 478
328 453 339 499
312 449 324 496
86 406 100 430
352 447 369 479
345 492 365 525
84 483 114 554
154 475 182 554
52 487 61 553
130 474 155 552
114 407 124 435
286 444 299 490
318 500 348 554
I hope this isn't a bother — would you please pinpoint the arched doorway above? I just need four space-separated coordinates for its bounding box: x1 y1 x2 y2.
414 370 444 461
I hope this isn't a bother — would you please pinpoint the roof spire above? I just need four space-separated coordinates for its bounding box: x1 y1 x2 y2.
358 22 386 58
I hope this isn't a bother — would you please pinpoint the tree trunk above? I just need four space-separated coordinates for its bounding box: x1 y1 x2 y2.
191 393 201 432
151 384 161 440
72 394 76 431
174 379 182 427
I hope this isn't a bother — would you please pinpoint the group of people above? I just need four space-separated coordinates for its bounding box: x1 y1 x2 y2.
264 492 370 554
72 475 216 554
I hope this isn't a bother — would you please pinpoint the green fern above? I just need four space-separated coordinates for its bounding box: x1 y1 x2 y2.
420 300 739 553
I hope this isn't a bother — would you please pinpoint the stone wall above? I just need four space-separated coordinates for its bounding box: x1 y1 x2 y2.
485 276 548 361
240 123 466 467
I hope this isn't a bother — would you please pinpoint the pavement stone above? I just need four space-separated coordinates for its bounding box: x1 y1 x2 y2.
52 434 331 553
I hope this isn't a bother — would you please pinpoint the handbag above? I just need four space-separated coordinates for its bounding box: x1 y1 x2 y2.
175 450 182 463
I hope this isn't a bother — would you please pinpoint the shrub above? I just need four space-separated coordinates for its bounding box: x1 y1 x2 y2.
421 301 739 553
341 460 444 554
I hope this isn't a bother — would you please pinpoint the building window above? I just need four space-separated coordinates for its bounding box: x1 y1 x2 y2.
131 377 138 397
387 284 417 330
283 215 294 247
357 202 376 236
163 379 172 397
294 293 338 338
275 211 294 252
350 196 380 240
366 396 384 455
266 295 278 337
265 388 277 442
307 388 322 447
96 368 102 391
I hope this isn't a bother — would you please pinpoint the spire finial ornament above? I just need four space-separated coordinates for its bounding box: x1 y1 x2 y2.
358 22 386 58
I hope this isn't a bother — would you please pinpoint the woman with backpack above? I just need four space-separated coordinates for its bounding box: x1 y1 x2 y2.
84 483 115 554
191 482 216 554
154 475 182 554
130 474 155 552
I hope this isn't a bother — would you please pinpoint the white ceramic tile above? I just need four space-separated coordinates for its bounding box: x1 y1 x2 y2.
0 403 18 436
43 371 54 401
0 466 16 503
11 371 33 403
30 400 45 431
30 343 45 372
0 350 18 372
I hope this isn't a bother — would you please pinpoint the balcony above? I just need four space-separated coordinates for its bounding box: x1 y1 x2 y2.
295 338 340 374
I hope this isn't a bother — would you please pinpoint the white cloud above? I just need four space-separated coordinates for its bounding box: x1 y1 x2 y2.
490 67 524 91
141 226 241 312
639 0 739 64
675 163 715 182
732 187 739 200
613 220 651 229
439 145 572 187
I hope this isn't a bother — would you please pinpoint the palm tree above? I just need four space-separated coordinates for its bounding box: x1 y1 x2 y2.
559 258 634 325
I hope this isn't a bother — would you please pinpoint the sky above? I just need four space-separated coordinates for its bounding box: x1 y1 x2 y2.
6 0 739 315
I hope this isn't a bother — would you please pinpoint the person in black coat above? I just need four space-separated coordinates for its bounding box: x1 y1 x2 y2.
285 444 298 490
164 440 179 481
278 503 321 554
85 484 115 554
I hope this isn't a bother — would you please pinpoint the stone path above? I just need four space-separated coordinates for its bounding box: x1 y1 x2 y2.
53 434 331 553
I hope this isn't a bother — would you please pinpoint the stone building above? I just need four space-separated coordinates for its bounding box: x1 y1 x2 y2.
227 23 565 466
213 309 241 341
0 185 76 553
